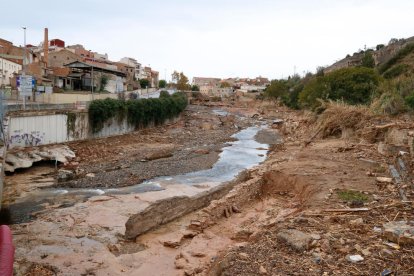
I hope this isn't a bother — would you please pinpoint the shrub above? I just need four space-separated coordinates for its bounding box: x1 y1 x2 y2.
159 90 170 98
371 92 406 115
405 94 414 109
383 64 409 79
89 92 187 133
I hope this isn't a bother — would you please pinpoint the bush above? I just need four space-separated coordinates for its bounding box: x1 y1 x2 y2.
383 64 409 79
159 90 170 98
405 94 414 109
299 67 380 110
89 92 187 133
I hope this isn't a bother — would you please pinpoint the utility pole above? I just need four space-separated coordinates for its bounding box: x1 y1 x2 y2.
91 65 94 101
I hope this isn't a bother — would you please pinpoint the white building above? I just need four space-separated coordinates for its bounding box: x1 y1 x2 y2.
0 58 22 86
119 57 143 80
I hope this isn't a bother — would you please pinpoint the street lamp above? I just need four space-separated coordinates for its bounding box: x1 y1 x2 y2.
22 27 26 75
0 45 4 88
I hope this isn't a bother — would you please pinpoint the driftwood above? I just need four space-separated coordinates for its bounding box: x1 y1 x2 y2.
323 208 370 212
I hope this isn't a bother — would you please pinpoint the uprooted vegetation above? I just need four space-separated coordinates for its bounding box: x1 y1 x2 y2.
314 101 373 139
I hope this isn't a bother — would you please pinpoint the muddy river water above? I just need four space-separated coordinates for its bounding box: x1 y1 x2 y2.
5 125 269 224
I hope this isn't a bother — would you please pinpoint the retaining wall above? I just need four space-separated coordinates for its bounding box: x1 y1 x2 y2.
7 110 165 148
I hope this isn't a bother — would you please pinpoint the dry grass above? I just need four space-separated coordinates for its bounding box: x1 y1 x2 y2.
316 101 372 138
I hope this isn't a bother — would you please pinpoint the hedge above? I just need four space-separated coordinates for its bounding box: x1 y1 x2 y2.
88 92 187 133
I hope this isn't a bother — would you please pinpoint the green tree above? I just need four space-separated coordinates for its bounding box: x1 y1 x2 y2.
172 71 190 91
100 75 109 92
140 79 150 89
264 80 288 102
158 79 167 88
191 85 200 91
361 51 375 68
298 77 330 110
327 67 380 105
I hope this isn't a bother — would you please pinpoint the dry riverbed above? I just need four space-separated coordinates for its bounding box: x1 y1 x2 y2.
7 99 414 275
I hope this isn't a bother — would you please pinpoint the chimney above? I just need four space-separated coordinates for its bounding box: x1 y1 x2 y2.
44 28 48 67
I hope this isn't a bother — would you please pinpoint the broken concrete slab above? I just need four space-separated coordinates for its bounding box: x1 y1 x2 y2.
5 145 75 172
383 221 414 245
124 177 244 239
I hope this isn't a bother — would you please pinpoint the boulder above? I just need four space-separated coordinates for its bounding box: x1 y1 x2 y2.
277 229 313 252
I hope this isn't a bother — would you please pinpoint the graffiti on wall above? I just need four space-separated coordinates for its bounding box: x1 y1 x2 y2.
10 130 45 147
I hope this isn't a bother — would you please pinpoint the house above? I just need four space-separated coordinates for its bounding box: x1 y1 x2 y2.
119 57 143 80
0 57 22 86
114 62 138 91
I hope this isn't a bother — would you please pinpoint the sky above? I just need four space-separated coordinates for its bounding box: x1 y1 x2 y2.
1 0 414 81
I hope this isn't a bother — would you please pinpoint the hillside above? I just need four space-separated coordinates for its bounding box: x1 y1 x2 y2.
325 36 414 80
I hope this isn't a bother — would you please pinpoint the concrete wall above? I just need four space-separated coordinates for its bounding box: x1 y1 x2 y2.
8 111 133 148
36 93 119 104
7 109 175 148
9 114 68 147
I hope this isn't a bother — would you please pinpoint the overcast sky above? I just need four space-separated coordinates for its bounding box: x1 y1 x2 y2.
1 0 413 81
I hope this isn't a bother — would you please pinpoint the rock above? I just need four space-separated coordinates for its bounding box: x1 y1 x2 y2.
277 229 313 252
57 169 75 182
378 142 408 157
86 173 95 178
312 253 322 264
376 177 393 183
310 234 321 240
174 258 187 269
381 249 393 256
191 251 206 258
107 244 120 253
238 252 249 259
383 221 414 245
294 217 309 224
350 218 364 225
320 239 331 252
345 254 364 263
232 229 254 241
162 235 183 248
373 226 382 233
194 149 210 155
361 249 371 256
259 265 267 274
200 122 213 130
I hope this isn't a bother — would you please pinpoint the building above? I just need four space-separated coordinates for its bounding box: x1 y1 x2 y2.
64 61 126 93
150 70 159 88
192 77 221 87
0 57 22 86
119 57 143 80
67 44 93 58
114 62 138 91
200 85 233 97
50 39 65 48
48 49 81 68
